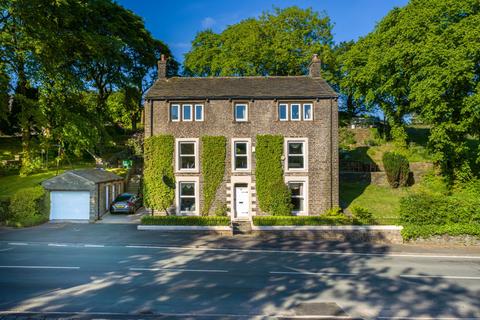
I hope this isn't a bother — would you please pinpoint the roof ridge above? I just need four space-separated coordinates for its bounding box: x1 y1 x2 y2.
164 75 316 80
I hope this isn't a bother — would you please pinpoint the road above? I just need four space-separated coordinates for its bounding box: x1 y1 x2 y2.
0 223 480 319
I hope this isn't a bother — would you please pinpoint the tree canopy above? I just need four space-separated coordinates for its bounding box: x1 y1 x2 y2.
183 7 334 77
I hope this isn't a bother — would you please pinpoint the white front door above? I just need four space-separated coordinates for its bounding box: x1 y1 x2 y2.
105 185 110 210
235 185 249 219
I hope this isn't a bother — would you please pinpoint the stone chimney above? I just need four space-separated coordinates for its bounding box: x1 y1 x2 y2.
308 54 322 77
157 54 167 79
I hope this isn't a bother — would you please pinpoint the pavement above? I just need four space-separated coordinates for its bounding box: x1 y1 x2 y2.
0 223 479 320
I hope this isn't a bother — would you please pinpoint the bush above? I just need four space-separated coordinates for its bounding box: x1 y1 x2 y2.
214 202 228 217
339 127 356 149
141 215 230 226
383 152 410 188
402 224 480 240
201 136 226 215
253 215 350 226
0 198 12 224
255 135 292 215
351 205 374 224
143 135 175 213
8 186 49 227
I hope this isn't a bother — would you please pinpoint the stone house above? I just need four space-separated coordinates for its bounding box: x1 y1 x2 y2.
144 54 338 219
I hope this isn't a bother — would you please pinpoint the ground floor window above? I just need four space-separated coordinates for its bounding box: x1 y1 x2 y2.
287 181 306 214
179 182 196 213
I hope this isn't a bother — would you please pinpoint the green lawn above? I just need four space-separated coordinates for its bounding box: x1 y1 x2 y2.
340 182 410 224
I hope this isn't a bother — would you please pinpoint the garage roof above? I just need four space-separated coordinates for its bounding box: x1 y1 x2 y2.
42 169 123 191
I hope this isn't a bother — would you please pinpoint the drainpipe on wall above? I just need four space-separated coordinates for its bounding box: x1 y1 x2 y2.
330 97 333 209
150 100 154 137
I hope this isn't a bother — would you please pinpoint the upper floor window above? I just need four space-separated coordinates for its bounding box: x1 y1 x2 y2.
182 104 192 121
176 138 199 172
232 139 250 171
195 104 204 121
285 138 308 171
278 103 314 121
234 103 248 122
170 103 204 122
170 105 180 122
291 104 301 121
279 104 288 121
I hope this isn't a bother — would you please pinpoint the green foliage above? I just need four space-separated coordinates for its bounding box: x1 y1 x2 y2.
401 224 480 241
0 199 12 224
8 186 49 227
383 152 410 188
253 215 350 226
214 203 229 217
342 0 480 180
141 215 230 226
339 127 356 149
184 6 334 76
201 136 226 215
255 135 292 216
143 135 175 212
351 205 374 225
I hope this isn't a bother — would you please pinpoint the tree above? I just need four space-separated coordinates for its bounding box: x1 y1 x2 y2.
341 0 480 179
183 6 334 76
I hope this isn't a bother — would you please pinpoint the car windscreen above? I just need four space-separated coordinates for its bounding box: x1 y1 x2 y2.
114 194 133 202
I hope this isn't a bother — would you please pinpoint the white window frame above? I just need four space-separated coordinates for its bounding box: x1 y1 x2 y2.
234 103 248 122
231 138 251 173
175 176 199 215
284 176 309 215
182 104 193 122
285 137 308 172
303 103 313 121
194 104 204 121
170 104 180 122
278 103 288 121
290 104 301 121
175 138 199 173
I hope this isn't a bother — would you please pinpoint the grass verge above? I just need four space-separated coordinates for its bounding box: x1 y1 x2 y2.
141 215 230 226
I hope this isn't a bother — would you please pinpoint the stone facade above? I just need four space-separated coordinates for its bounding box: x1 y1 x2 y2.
144 97 339 217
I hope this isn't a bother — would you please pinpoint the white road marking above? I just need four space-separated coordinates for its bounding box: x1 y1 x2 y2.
8 242 27 246
270 271 358 276
84 244 105 248
0 265 80 270
125 245 480 260
400 274 480 280
129 267 228 273
378 317 480 320
48 243 68 247
0 248 13 252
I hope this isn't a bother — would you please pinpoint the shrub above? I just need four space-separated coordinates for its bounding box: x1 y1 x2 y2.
0 198 12 224
143 135 175 213
383 152 410 188
401 224 480 240
339 127 356 149
255 135 292 215
214 202 228 217
351 205 374 224
253 215 350 226
201 136 226 215
8 186 49 227
141 215 230 226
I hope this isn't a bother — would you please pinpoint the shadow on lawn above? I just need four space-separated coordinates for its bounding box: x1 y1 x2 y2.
3 227 480 319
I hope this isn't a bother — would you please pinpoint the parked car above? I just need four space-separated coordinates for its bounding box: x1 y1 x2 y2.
110 193 142 214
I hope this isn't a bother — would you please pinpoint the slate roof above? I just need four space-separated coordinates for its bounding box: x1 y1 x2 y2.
42 169 123 191
145 76 337 100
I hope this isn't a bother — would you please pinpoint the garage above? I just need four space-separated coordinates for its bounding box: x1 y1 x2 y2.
42 169 124 222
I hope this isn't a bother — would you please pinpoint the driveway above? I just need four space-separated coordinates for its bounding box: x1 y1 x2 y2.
96 207 149 224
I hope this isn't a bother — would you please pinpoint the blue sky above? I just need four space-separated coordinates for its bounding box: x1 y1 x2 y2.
117 0 408 64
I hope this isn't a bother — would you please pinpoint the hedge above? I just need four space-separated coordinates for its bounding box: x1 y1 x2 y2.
8 186 49 227
143 135 175 212
401 224 480 240
201 136 226 215
383 152 410 188
253 215 350 226
141 215 230 226
255 135 292 215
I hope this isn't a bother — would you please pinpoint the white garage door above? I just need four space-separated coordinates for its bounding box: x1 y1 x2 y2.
50 191 90 220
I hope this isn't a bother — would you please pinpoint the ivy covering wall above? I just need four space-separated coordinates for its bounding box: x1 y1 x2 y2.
255 135 292 216
143 135 175 212
201 136 226 215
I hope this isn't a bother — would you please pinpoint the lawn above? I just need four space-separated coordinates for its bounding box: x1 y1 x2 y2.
340 182 410 224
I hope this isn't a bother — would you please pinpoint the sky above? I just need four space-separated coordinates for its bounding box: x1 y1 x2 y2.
117 0 409 64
